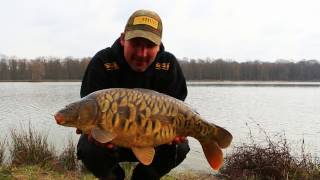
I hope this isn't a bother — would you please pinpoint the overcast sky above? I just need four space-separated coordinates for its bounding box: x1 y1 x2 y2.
1 0 319 62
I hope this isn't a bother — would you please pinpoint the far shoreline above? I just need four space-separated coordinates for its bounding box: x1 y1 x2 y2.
1 80 320 86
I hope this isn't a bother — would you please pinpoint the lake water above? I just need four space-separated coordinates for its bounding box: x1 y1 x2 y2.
0 82 319 171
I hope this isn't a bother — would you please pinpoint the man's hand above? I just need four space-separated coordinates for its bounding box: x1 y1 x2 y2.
170 136 188 145
76 128 82 134
76 128 116 149
87 132 116 149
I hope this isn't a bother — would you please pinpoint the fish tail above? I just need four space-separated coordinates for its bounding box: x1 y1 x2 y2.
199 140 223 170
195 123 232 170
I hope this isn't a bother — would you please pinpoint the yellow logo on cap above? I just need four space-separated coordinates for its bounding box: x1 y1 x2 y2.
133 16 159 29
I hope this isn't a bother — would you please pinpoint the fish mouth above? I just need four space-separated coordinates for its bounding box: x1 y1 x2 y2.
54 113 65 125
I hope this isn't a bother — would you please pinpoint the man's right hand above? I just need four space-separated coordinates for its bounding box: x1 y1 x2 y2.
87 131 116 149
76 128 82 134
76 128 116 149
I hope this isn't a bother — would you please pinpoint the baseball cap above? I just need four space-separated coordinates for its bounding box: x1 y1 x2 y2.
124 9 162 45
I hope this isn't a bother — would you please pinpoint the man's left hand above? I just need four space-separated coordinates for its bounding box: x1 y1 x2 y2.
170 136 187 144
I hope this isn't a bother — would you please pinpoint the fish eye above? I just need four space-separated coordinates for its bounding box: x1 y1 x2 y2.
64 105 73 111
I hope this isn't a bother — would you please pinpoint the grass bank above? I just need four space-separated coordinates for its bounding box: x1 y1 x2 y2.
0 125 319 179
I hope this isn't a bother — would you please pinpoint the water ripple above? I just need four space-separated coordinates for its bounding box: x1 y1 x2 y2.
1 82 320 171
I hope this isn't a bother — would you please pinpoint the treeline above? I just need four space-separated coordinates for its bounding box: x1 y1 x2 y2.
0 56 320 81
0 57 90 81
180 58 320 81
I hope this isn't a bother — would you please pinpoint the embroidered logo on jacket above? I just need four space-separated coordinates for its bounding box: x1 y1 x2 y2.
104 62 120 71
155 62 170 71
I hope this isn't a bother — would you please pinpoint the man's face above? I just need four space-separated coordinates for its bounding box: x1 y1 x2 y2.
121 34 160 72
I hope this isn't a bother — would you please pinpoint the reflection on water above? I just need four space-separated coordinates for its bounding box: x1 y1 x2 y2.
0 82 319 171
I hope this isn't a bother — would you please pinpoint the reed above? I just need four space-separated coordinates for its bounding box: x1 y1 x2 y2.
58 135 77 171
0 138 5 165
9 125 55 167
220 124 320 179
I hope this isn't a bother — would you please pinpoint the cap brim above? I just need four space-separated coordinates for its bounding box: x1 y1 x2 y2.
125 30 161 45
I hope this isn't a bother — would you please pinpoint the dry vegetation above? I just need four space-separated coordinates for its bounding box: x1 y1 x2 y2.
0 124 319 180
58 137 78 171
220 125 320 179
9 126 55 167
0 138 5 166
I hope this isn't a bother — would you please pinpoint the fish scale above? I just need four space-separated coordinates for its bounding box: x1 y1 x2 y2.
55 88 233 170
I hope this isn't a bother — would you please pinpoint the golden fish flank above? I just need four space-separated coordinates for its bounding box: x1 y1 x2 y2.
159 106 167 116
135 98 143 107
104 111 113 129
151 103 159 115
145 107 152 118
139 100 147 111
148 100 154 109
105 93 113 102
111 102 118 113
157 100 163 109
170 105 178 116
119 90 127 98
100 100 110 112
119 96 128 106
113 91 120 100
54 88 233 171
127 103 137 122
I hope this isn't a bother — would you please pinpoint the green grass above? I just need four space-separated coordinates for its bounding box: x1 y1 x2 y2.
0 165 96 180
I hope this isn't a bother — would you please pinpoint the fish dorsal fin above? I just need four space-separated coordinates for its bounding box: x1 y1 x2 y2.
200 141 223 170
134 88 159 95
131 147 155 165
91 127 117 143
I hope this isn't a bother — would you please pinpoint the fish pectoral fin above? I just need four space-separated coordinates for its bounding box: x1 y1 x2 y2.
131 147 155 165
201 141 223 170
134 88 159 95
91 127 116 143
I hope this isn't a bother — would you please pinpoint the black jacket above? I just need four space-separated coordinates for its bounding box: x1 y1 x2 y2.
80 38 187 101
